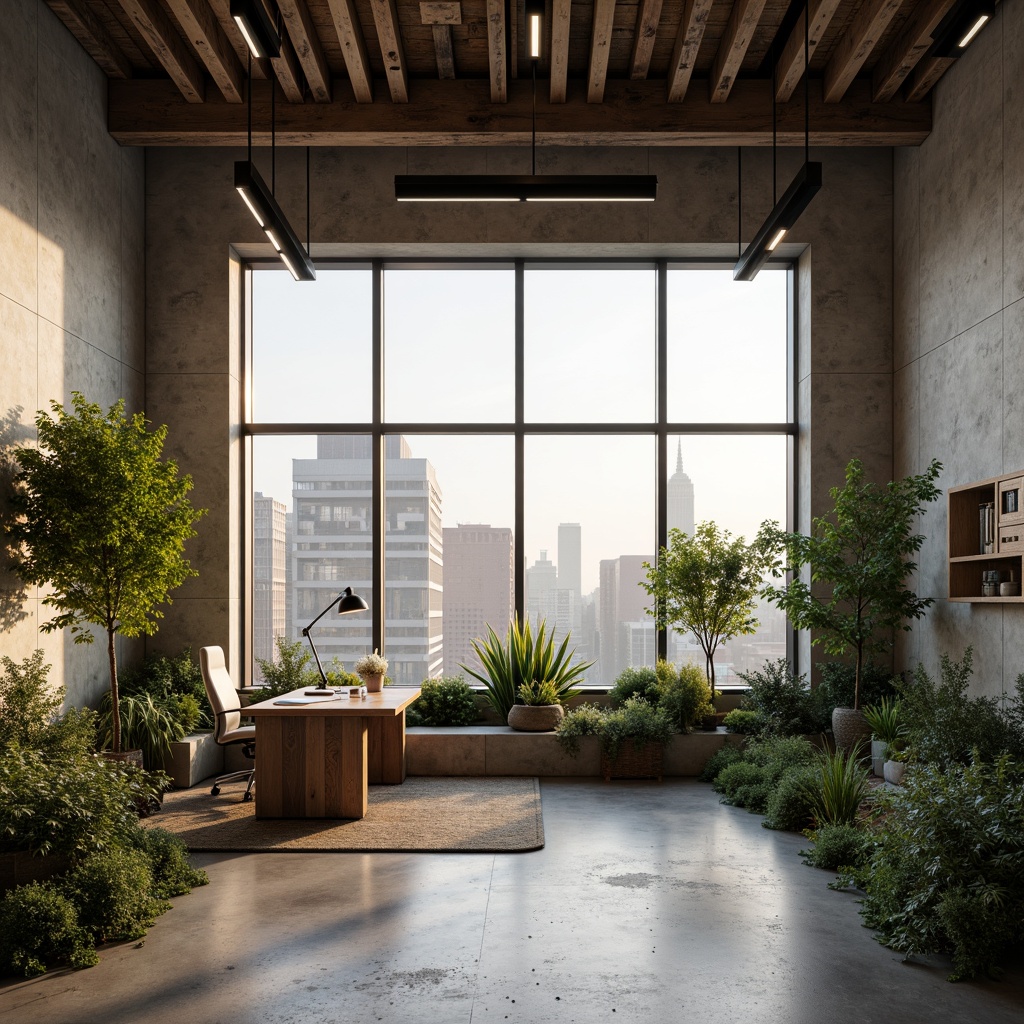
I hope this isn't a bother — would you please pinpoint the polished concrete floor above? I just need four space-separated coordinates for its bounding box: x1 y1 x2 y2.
1 779 1022 1024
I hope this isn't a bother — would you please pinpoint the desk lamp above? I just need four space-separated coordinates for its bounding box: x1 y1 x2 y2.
301 587 369 695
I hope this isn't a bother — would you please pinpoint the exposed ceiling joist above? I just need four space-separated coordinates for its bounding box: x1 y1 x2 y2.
905 54 956 101
630 0 664 80
710 0 770 104
371 0 410 101
278 0 333 102
588 0 617 102
46 0 133 79
872 0 957 101
774 0 843 103
108 78 931 147
269 37 307 102
164 0 244 102
823 0 904 103
484 0 506 102
667 0 714 102
117 0 205 102
549 0 571 103
326 0 375 102
421 2 462 81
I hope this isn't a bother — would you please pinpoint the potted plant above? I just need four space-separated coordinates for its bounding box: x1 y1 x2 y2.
353 650 388 693
508 679 565 732
555 698 675 781
861 697 906 777
462 616 593 725
882 741 909 785
8 394 205 759
641 521 779 690
763 458 942 753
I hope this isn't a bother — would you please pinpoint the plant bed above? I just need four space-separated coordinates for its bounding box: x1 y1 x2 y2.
601 741 663 781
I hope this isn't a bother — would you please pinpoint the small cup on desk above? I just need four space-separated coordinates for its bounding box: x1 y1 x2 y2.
1000 581 1021 597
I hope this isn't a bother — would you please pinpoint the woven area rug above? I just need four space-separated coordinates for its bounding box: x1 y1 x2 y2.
145 776 544 853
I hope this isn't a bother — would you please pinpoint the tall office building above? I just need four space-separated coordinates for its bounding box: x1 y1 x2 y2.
291 435 442 686
253 492 287 681
525 550 558 624
597 554 653 684
668 441 695 536
441 524 514 677
557 522 582 636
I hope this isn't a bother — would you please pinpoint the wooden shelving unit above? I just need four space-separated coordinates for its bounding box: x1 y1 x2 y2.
948 471 1024 602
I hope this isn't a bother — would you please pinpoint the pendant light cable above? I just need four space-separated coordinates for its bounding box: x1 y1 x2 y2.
306 146 311 257
805 0 810 165
246 51 252 164
531 58 537 177
737 147 742 259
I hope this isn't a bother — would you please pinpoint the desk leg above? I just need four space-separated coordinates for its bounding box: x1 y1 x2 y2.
368 712 407 785
338 717 368 818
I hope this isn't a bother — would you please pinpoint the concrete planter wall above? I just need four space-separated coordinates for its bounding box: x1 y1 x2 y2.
406 726 743 777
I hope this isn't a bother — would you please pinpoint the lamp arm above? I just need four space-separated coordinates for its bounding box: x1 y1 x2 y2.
302 628 331 688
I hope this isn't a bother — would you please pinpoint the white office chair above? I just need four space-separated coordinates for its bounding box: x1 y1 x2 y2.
200 646 256 802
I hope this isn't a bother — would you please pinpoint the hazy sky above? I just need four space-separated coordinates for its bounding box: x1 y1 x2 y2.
251 265 789 593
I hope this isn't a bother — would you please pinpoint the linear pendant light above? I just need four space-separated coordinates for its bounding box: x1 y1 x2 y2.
231 0 281 58
734 0 820 282
395 1 657 204
929 0 994 57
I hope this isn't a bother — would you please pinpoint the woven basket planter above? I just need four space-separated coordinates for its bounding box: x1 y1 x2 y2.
601 741 664 782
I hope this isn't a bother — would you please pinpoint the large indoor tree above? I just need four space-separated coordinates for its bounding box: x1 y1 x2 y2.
9 394 205 754
641 521 780 690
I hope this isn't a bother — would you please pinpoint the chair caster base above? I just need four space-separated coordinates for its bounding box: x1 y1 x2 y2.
211 785 221 796
243 791 254 802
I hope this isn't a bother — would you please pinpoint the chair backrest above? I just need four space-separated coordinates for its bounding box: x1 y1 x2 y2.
200 646 242 744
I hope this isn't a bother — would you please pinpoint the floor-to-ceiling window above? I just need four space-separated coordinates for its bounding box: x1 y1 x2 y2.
245 260 793 689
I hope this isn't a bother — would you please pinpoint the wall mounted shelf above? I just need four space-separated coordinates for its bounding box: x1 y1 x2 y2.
948 470 1024 602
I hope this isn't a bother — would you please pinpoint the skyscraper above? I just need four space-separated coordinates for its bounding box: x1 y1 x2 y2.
526 550 558 624
291 436 442 685
668 440 695 536
253 492 287 681
598 554 653 684
442 524 514 677
557 522 582 636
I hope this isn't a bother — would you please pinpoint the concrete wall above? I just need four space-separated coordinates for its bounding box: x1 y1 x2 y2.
145 143 894 679
894 0 1024 699
0 0 146 706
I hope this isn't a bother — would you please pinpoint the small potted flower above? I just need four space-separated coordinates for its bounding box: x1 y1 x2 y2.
354 650 388 693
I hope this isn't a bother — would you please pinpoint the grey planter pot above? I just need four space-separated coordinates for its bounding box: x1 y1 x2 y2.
870 739 887 777
883 760 906 785
507 704 565 732
831 707 872 755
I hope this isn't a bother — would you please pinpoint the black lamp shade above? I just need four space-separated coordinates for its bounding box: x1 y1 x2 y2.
395 174 658 202
335 587 369 614
231 0 281 59
235 160 316 282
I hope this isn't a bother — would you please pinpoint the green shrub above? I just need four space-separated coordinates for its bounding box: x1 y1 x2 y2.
809 748 870 827
801 823 871 871
855 756 1024 981
723 709 760 734
608 666 660 707
713 736 817 814
763 765 820 832
62 846 165 942
698 744 744 783
657 662 715 733
810 662 898 732
0 748 156 860
0 651 96 757
406 676 479 726
714 761 768 803
895 649 1024 769
133 827 208 898
0 882 97 976
745 735 818 774
97 691 187 771
554 702 605 757
256 636 321 697
555 698 674 760
121 648 211 728
738 658 816 737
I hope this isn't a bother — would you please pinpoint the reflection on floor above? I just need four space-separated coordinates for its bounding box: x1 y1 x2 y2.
1 778 1022 1024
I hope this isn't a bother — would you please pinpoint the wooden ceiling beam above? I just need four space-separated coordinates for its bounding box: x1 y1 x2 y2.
872 0 957 101
549 0 571 102
667 0 713 102
165 0 244 102
630 0 664 80
485 0 507 102
109 77 932 146
822 0 903 103
46 0 134 79
774 0 843 103
268 37 306 102
371 0 410 101
326 0 375 102
588 0 617 102
421 2 462 81
710 0 770 103
278 0 333 102
904 54 955 101
116 0 205 102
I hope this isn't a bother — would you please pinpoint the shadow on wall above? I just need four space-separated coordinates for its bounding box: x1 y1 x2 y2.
0 406 30 631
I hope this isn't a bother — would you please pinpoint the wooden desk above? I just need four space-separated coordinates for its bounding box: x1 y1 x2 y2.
243 688 420 820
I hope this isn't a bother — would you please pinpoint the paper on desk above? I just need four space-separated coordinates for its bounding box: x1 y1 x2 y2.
272 695 337 705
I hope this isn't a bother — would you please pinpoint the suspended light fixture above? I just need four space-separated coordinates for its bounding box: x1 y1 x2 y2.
231 0 281 59
235 49 315 281
395 0 657 203
929 0 994 57
734 0 821 282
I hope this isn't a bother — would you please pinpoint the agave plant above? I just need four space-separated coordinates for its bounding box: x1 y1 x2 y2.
462 617 594 723
861 696 906 746
807 748 871 827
